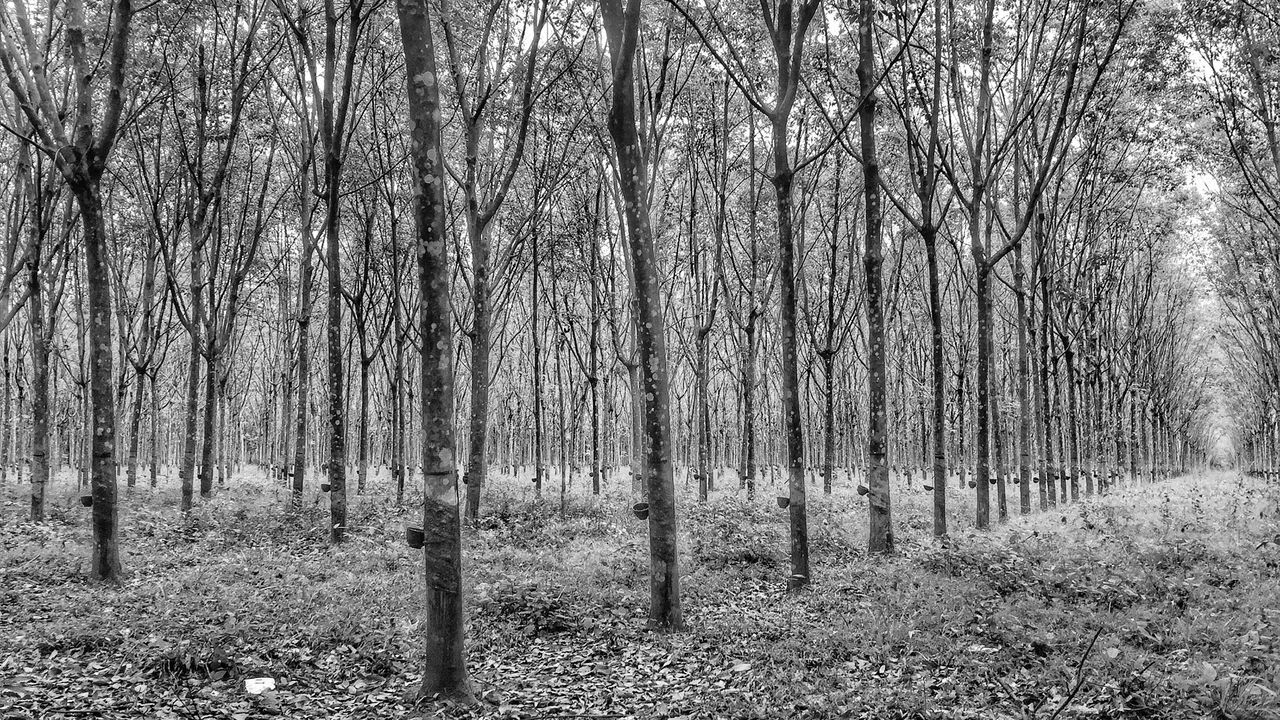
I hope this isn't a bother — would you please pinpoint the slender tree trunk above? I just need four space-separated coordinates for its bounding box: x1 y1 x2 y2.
199 355 217 497
395 0 475 698
1131 386 1141 481
27 243 49 522
695 337 711 502
923 225 947 535
627 360 642 497
180 243 203 512
358 359 370 494
991 366 1007 521
149 373 160 488
602 0 682 627
324 172 347 543
591 370 602 495
392 344 405 504
973 260 992 528
126 365 146 488
532 230 545 498
218 377 229 486
1014 248 1033 514
278 365 294 486
1065 348 1081 501
1051 341 1068 501
741 322 758 498
822 353 836 495
772 123 810 586
1038 277 1056 506
76 187 123 582
860 0 892 553
293 231 315 506
1088 361 1102 495
464 265 490 518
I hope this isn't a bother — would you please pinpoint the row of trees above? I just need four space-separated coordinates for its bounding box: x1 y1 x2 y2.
0 0 1251 700
1201 0 1280 471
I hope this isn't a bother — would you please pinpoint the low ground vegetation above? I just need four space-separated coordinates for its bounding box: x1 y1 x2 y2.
1 470 1277 719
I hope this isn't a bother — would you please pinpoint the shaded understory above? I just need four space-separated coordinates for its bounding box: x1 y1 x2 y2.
1 469 1277 719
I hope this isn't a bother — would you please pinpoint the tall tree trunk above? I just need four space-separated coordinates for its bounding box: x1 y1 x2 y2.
293 229 315 506
1014 247 1033 514
1038 277 1056 506
27 230 49 523
860 0 892 553
149 373 160 488
591 252 604 497
358 359 370 494
126 367 145 489
627 360 642 497
601 0 682 628
991 355 1008 521
973 260 992 527
821 352 836 495
395 0 475 698
1051 338 1068 501
532 224 545 498
771 113 810 587
923 225 947 535
1 342 10 487
324 176 347 543
1088 360 1103 494
740 321 758 498
218 376 229 487
464 264 490 518
696 330 712 501
392 344 405 505
199 355 217 497
180 238 203 512
1065 347 1081 501
76 188 122 582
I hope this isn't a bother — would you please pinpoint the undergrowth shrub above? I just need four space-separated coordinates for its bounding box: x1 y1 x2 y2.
0 544 85 585
686 499 785 569
474 490 618 550
472 579 575 636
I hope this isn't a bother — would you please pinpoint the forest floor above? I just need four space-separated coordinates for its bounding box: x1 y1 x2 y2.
1 468 1278 720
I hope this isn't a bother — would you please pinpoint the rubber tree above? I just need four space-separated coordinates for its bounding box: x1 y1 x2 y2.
857 0 892 553
675 0 822 587
877 0 948 535
600 0 683 629
0 0 134 582
395 0 475 701
15 126 69 522
437 0 549 522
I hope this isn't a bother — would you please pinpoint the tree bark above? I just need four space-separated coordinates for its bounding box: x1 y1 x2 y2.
464 272 490 518
180 241 203 512
358 359 371 494
923 226 947 534
293 219 316 507
395 0 475 701
1065 347 1081 501
199 355 217 497
821 352 836 495
740 320 758 497
1014 246 1033 514
324 158 347 543
149 373 160 488
859 0 891 553
26 223 50 522
76 187 123 582
601 0 682 629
